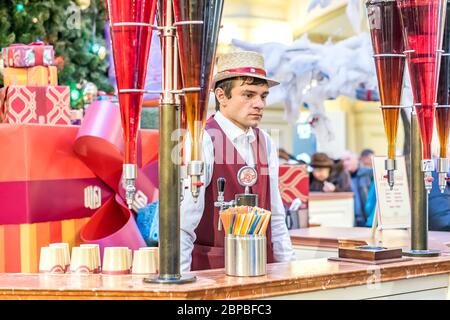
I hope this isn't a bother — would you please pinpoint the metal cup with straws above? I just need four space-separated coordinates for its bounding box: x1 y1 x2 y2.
221 206 271 277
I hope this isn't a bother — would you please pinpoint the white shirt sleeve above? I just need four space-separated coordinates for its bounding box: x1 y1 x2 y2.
180 131 214 273
265 132 297 262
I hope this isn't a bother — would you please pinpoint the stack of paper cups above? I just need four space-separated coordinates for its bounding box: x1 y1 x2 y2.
102 247 130 275
49 243 71 272
39 246 65 274
69 247 95 274
132 247 159 274
80 244 101 273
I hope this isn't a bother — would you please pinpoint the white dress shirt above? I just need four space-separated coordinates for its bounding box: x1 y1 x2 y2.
180 111 296 273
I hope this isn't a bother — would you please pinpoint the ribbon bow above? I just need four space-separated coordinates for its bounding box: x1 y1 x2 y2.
74 100 159 255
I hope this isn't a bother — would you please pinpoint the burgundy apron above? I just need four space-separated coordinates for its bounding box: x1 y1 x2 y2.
191 115 275 271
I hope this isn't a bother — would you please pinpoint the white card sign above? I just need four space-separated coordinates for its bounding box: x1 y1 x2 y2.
372 156 411 229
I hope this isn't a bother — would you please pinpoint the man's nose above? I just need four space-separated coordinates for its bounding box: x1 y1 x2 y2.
253 96 265 110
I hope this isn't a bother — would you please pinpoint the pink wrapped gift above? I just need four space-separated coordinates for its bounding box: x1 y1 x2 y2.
2 41 55 68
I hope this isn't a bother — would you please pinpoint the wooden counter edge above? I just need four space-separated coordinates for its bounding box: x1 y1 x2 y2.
1 258 450 300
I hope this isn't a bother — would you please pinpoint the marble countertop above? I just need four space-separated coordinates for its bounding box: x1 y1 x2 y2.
1 254 450 299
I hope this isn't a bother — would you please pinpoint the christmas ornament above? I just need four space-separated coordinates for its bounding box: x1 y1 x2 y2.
32 17 38 23
81 82 98 104
76 0 91 10
98 46 106 60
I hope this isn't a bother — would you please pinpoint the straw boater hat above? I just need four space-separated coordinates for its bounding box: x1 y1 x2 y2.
310 153 334 168
211 51 280 88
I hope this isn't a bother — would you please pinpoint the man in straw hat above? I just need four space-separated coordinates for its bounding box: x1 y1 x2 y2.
181 51 296 272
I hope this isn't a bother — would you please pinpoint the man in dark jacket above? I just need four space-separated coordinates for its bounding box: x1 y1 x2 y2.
342 150 374 227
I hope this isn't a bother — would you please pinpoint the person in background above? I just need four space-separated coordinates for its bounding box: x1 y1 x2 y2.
309 152 352 193
428 163 450 231
360 149 375 168
342 150 374 227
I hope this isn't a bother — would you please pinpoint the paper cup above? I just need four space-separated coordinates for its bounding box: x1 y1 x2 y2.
132 247 159 274
39 246 65 274
102 247 130 275
80 244 101 273
49 243 71 272
70 247 95 274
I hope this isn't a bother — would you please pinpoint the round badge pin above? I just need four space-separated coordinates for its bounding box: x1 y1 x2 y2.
237 166 258 188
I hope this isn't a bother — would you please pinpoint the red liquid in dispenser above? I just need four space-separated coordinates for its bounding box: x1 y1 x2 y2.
397 0 447 159
107 0 157 164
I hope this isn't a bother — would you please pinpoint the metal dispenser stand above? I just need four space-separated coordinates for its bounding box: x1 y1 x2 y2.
403 111 441 257
144 0 196 284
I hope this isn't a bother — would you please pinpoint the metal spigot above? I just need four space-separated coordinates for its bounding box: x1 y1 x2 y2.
421 159 435 194
384 159 397 190
180 165 187 202
123 164 137 209
437 158 449 193
187 160 204 202
214 177 235 231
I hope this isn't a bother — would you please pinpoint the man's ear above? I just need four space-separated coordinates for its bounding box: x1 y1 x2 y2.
215 87 227 107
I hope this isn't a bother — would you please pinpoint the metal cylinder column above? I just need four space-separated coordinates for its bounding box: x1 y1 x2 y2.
404 112 440 257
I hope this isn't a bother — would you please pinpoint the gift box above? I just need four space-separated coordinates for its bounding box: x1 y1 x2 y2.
0 85 70 125
0 123 159 225
3 66 58 86
0 217 90 273
278 164 309 209
2 41 55 68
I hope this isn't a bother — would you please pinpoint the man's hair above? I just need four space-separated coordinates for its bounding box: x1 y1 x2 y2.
214 76 268 111
360 148 374 158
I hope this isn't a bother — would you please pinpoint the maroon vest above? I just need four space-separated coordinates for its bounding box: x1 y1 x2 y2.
191 115 275 271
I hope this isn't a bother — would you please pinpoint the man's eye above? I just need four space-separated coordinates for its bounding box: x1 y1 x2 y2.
245 94 253 98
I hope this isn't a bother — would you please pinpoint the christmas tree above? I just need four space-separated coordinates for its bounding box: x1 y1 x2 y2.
0 0 113 96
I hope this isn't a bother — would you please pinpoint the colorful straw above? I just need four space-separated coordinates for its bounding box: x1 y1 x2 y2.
219 206 272 235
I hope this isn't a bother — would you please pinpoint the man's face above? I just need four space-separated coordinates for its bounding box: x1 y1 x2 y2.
343 152 359 173
360 154 374 168
215 80 269 130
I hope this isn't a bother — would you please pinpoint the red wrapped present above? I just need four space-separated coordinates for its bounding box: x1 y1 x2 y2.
0 120 159 225
2 41 55 68
278 164 309 209
0 217 90 273
0 85 70 125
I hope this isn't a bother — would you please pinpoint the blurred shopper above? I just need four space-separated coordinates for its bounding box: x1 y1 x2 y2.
428 165 450 231
360 149 375 168
342 150 374 227
309 152 352 193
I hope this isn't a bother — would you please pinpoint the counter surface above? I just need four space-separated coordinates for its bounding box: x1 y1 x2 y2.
0 254 450 299
289 227 450 252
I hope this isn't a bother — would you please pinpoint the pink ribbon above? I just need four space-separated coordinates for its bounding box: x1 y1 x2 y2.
74 100 159 255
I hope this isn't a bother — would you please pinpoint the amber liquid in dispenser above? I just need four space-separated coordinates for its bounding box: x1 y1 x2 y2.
173 0 224 162
436 4 450 159
367 0 405 160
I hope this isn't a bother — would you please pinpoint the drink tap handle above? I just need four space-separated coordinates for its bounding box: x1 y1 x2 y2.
217 177 226 196
216 177 226 231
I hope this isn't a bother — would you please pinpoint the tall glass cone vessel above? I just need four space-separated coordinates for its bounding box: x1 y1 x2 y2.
367 0 405 189
367 0 405 160
107 0 158 206
397 0 447 161
173 0 224 199
436 1 450 192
